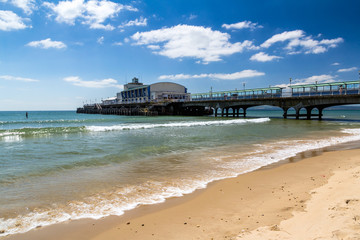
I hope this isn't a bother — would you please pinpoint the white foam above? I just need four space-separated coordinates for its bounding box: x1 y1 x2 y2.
86 118 271 132
225 127 360 173
0 132 24 142
341 128 360 135
0 132 23 137
0 180 211 236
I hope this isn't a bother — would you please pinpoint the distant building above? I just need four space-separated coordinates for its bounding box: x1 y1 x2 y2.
123 77 144 90
101 97 117 105
116 77 190 104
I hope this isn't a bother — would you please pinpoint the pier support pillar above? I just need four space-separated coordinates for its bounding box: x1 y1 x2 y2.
306 107 313 120
232 108 236 117
225 108 229 117
295 108 300 119
319 108 323 120
282 108 288 119
221 108 225 117
215 108 218 117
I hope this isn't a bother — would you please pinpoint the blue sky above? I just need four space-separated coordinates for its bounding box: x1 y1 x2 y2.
0 0 359 110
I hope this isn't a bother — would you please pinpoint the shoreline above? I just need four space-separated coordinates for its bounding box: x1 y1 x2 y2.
5 143 360 240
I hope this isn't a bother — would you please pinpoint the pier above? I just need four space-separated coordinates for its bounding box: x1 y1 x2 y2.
77 80 360 120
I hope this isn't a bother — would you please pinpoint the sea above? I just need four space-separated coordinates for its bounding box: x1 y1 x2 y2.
1 109 360 237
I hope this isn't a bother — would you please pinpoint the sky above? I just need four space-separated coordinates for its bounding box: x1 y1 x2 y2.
0 0 359 110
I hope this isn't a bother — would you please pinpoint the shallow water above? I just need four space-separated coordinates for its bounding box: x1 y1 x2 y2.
1 110 360 236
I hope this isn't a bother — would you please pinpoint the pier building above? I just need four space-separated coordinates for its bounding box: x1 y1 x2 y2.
116 78 190 104
101 97 117 105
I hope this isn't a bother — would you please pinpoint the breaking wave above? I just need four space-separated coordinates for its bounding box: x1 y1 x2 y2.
86 118 271 132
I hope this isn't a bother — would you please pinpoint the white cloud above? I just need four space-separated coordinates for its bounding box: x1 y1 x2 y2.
0 75 39 82
286 36 343 54
44 0 137 30
0 10 28 31
131 24 258 63
119 16 147 28
261 30 305 48
12 0 35 14
88 22 114 30
337 67 357 73
0 0 36 14
159 70 265 81
320 38 344 48
332 62 340 66
147 45 160 50
82 0 127 30
250 52 282 62
261 30 343 55
112 41 123 46
286 74 336 86
64 76 123 89
43 0 84 25
187 14 197 20
26 38 67 49
97 36 104 44
222 21 263 31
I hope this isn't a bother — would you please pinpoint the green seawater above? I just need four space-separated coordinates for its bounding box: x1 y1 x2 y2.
1 110 360 236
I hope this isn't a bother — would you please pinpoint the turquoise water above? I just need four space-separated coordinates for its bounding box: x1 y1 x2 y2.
1 110 360 236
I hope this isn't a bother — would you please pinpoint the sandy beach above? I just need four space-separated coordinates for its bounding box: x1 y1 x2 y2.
5 148 360 240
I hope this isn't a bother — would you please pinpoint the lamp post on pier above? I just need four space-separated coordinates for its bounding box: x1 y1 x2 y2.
243 82 246 97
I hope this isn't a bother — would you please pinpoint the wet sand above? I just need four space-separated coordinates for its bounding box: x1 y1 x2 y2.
5 148 360 240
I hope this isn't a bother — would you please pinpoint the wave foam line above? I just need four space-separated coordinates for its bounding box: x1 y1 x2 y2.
0 126 86 140
0 132 24 137
227 128 360 172
86 118 271 132
0 119 90 125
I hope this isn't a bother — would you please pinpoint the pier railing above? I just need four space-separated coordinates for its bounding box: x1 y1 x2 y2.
191 87 282 101
191 80 360 101
290 81 360 97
